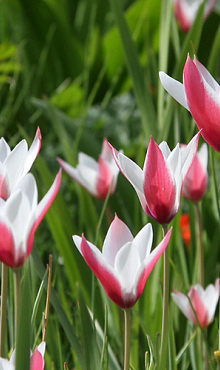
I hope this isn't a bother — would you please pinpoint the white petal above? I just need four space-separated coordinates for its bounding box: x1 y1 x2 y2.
159 71 189 111
133 223 153 260
0 138 10 163
4 140 28 191
197 143 208 171
102 215 133 267
171 291 192 322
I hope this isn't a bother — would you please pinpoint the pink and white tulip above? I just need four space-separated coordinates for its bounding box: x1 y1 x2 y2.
0 128 41 200
0 170 61 269
110 133 200 225
172 279 220 329
159 55 220 152
0 342 46 370
181 143 208 202
58 138 120 200
73 214 172 309
174 0 216 32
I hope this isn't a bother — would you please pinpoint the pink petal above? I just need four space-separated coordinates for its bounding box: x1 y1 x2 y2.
184 55 220 152
80 235 124 308
143 137 176 224
136 228 172 298
188 287 208 328
0 218 17 268
31 348 44 370
27 169 62 257
0 163 9 200
182 154 208 202
96 156 113 200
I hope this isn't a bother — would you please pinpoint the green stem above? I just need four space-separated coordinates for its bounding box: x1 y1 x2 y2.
124 309 131 370
160 223 169 369
0 263 8 357
14 268 21 347
194 203 204 287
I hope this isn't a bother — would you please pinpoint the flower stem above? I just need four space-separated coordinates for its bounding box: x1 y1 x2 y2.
0 263 8 357
160 223 169 369
124 309 131 370
42 255 52 342
194 203 204 287
14 268 21 347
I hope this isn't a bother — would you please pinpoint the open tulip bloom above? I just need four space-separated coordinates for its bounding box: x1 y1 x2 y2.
0 127 42 200
0 342 46 370
110 133 200 225
0 170 61 269
73 214 172 309
173 0 216 32
159 55 220 153
172 279 220 329
58 138 120 200
181 143 208 202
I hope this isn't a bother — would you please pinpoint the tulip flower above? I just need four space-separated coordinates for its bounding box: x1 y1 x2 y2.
110 133 200 225
181 143 208 202
58 138 120 200
73 214 172 309
172 279 220 329
159 55 220 153
0 342 46 370
0 170 61 269
0 128 42 200
174 0 216 32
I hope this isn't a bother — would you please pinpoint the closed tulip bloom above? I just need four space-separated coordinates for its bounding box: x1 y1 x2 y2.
0 342 46 370
58 138 120 200
160 55 220 152
0 170 61 269
73 215 172 309
0 128 42 200
110 133 200 225
174 0 216 32
181 143 208 202
172 279 220 329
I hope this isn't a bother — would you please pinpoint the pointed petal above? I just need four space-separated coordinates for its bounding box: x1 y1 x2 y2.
180 131 200 181
144 138 176 224
23 127 42 175
133 223 153 261
188 287 208 328
171 290 193 322
73 235 124 308
0 138 10 162
159 71 189 110
197 143 208 171
27 170 61 257
109 144 148 211
203 279 220 324
96 156 113 199
136 228 172 299
4 140 28 191
184 55 220 152
102 214 133 267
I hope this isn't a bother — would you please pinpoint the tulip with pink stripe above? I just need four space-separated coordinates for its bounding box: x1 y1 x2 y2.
181 143 208 202
172 279 220 329
0 170 61 269
0 342 46 370
110 133 200 225
174 0 216 32
160 55 220 153
58 138 120 200
73 215 172 309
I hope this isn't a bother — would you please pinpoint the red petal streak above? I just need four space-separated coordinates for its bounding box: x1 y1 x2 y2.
96 157 113 200
0 221 17 268
137 228 172 299
31 349 44 370
184 56 220 153
144 138 176 224
188 287 208 329
0 175 9 200
81 236 125 308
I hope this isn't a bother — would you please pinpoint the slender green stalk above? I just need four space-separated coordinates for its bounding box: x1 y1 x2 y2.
14 268 21 347
0 263 8 357
194 203 204 287
124 309 131 370
160 223 169 369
